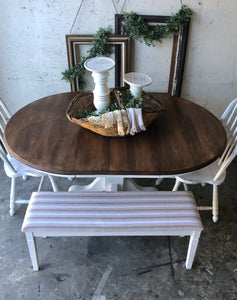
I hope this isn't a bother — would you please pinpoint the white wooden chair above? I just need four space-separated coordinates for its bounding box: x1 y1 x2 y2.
0 98 59 216
172 98 237 222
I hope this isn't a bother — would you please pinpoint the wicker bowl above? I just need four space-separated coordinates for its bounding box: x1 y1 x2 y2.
66 88 165 137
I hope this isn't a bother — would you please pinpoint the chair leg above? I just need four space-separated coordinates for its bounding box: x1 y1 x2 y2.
155 178 163 186
183 183 189 191
68 176 74 181
37 176 45 192
9 177 16 216
212 184 219 222
172 178 181 191
48 175 59 192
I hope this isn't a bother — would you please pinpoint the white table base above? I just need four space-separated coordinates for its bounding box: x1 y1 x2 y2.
68 177 157 192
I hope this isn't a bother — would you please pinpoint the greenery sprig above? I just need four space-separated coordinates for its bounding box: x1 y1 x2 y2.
77 101 120 119
62 27 112 89
123 5 192 46
77 89 150 119
116 90 150 109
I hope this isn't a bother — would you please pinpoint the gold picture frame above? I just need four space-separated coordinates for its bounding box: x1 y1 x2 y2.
66 35 131 92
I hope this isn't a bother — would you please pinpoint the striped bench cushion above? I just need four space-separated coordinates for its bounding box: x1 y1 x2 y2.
21 191 203 235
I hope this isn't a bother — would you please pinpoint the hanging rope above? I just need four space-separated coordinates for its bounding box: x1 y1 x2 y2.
70 0 85 33
120 0 128 14
112 0 128 15
111 0 119 14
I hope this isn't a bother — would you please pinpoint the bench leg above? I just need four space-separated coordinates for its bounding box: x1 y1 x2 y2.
185 231 201 269
25 232 39 271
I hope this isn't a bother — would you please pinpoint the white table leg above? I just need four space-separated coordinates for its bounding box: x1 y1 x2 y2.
123 179 157 191
68 177 157 192
68 177 106 192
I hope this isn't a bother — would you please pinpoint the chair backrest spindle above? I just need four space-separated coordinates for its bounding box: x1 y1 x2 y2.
0 98 12 154
214 99 237 182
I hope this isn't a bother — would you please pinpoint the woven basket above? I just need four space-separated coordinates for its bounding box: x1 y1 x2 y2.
66 88 165 137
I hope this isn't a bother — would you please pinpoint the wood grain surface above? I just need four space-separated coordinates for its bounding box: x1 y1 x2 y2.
4 92 226 175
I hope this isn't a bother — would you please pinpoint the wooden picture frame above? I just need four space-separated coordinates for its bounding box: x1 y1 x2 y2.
66 35 130 92
115 14 190 97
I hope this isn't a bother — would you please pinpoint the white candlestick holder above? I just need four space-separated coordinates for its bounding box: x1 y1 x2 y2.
124 72 152 100
84 57 115 111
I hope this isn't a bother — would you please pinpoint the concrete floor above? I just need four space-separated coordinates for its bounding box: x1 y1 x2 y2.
0 160 237 300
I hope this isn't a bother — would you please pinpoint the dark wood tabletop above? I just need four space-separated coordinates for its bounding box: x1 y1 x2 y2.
4 92 226 176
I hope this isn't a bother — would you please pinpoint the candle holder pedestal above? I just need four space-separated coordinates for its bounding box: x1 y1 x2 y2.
124 72 152 100
84 57 115 111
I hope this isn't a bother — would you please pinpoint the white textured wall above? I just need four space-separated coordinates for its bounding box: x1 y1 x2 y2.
0 0 236 117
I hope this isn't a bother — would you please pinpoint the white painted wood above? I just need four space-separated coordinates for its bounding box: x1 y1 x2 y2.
22 191 203 271
68 177 106 192
185 231 201 269
212 185 218 223
124 72 152 100
25 232 39 271
9 177 16 216
0 98 59 215
84 57 115 111
68 177 157 192
172 99 237 222
123 179 157 191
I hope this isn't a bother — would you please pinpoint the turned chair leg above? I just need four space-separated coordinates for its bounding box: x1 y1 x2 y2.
183 183 189 191
212 184 219 222
9 177 16 216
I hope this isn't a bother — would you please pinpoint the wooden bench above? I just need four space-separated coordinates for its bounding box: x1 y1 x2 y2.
21 191 203 271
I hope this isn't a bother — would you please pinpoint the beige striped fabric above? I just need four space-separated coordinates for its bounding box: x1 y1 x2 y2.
21 191 203 234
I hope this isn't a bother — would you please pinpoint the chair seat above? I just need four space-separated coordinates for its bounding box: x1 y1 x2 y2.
176 159 226 185
4 154 45 178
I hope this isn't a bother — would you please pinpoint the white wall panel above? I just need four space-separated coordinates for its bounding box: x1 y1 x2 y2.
0 0 236 117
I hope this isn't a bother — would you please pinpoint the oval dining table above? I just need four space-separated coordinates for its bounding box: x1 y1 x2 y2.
4 92 226 191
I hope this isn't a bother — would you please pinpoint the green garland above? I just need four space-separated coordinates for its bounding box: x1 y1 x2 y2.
62 6 192 88
62 27 112 89
123 5 192 46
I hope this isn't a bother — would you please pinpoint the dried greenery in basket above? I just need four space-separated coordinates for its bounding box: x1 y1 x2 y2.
66 88 165 136
76 89 150 119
